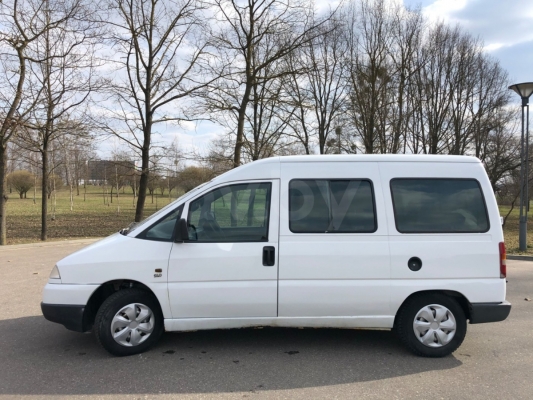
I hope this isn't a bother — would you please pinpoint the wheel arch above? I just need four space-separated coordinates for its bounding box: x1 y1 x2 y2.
393 290 471 329
82 280 161 332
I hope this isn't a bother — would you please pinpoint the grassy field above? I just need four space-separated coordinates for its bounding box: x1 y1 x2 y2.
500 204 533 255
5 185 179 244
4 185 533 254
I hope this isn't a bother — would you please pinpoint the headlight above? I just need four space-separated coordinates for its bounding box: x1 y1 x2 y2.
49 265 61 279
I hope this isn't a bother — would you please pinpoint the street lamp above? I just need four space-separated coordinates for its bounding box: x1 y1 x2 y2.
509 82 533 251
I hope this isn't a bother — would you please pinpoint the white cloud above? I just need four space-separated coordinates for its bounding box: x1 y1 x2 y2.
159 120 226 164
484 43 504 52
403 0 533 82
411 0 533 48
178 120 196 132
421 0 468 22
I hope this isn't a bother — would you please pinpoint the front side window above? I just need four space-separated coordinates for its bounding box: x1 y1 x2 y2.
289 179 376 233
187 183 271 242
136 205 183 241
390 179 489 233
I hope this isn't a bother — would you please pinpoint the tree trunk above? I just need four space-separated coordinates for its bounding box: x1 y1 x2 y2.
319 135 326 154
0 144 7 245
116 166 120 215
233 78 253 168
84 162 87 202
41 147 48 241
234 107 248 167
135 145 150 222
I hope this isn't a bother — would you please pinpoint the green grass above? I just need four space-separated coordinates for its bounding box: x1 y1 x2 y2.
5 185 181 245
500 204 533 255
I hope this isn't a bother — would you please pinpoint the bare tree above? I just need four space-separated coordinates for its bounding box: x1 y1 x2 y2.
204 0 329 166
13 0 100 240
478 109 521 189
106 158 135 203
7 170 35 199
100 0 216 222
46 173 64 199
202 135 235 175
242 62 292 161
284 15 348 154
386 3 424 153
470 55 511 158
344 0 394 154
0 0 83 244
55 129 93 210
412 24 464 154
178 166 213 192
160 137 181 198
59 133 95 197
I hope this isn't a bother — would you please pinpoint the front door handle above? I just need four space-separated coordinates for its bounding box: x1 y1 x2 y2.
262 246 275 266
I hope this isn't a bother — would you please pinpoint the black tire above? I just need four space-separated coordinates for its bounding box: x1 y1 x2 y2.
94 288 164 356
395 293 466 357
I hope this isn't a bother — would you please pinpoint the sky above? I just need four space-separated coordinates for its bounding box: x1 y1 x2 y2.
403 0 533 83
102 0 533 160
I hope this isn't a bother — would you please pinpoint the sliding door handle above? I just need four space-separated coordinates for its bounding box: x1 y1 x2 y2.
262 246 275 266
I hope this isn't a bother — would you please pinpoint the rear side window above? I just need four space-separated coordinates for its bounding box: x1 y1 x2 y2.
289 179 376 233
390 179 489 233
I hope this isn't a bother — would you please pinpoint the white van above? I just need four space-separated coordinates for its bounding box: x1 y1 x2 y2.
41 155 511 357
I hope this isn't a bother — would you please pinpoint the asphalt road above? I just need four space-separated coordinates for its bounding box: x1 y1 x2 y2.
0 240 532 399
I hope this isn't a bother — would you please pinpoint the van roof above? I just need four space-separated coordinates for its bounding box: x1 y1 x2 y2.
211 154 480 184
276 154 480 163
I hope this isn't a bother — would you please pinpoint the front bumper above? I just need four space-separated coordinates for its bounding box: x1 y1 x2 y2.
469 301 511 324
41 303 88 332
41 283 98 331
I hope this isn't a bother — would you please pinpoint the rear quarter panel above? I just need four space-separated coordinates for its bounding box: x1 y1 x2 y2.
378 161 505 313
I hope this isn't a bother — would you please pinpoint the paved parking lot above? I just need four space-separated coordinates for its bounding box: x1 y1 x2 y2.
0 240 532 399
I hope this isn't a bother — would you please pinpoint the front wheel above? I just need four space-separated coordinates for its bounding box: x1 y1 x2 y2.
395 293 466 357
94 289 164 356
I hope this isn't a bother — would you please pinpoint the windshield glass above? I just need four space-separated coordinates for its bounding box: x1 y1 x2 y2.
126 180 212 235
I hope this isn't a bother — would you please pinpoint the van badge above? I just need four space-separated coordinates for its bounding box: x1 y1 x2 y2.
154 268 163 278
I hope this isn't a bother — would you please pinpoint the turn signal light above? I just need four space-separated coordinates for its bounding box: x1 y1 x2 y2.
49 265 61 280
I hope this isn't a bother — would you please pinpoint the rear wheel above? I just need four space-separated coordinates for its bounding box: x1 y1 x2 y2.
395 293 466 357
94 289 164 356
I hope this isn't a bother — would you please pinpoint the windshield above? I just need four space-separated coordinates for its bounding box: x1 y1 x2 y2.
125 180 212 235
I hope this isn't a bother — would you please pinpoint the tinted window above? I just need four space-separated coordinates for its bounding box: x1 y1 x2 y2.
390 179 489 233
137 206 183 241
188 183 271 242
289 179 376 233
289 180 330 232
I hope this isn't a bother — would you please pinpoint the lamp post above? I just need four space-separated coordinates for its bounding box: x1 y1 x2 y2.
509 82 533 251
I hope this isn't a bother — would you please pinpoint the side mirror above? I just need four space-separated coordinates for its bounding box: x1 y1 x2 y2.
174 218 189 243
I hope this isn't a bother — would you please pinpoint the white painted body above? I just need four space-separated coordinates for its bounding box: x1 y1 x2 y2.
43 155 506 331
167 179 280 319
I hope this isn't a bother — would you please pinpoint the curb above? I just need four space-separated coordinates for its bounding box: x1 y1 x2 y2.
508 255 533 262
0 238 103 251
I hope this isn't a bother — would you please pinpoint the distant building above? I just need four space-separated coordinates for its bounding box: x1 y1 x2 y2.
87 160 136 186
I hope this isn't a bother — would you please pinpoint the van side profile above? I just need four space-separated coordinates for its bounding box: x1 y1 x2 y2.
41 155 511 357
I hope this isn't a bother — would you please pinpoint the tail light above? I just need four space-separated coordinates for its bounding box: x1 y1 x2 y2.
499 242 506 279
